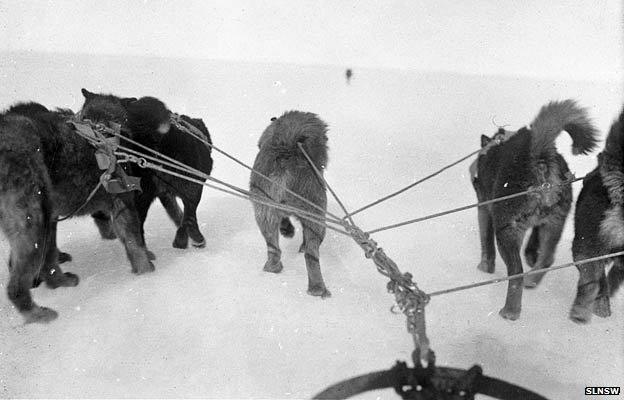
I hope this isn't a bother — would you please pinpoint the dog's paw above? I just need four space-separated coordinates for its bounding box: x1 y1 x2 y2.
569 305 592 324
172 229 189 249
46 271 79 289
58 251 73 264
592 296 611 318
524 251 537 269
263 260 284 273
307 285 331 298
191 238 206 248
24 306 58 324
99 229 117 240
523 273 544 289
133 261 155 275
498 307 520 321
477 260 495 273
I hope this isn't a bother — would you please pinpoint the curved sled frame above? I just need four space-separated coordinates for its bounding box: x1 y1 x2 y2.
313 361 548 400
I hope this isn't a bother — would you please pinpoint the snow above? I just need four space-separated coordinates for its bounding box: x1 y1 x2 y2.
0 51 623 399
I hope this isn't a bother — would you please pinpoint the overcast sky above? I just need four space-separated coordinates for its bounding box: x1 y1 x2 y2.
0 0 622 81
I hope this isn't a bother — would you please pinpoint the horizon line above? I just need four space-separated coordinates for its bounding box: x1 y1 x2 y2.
2 48 621 85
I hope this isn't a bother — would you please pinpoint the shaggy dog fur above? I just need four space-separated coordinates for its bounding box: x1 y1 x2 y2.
80 89 214 251
570 107 624 323
250 111 331 297
0 101 155 323
471 100 598 320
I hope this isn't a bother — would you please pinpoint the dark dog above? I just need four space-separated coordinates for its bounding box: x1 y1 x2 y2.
570 107 624 323
250 111 331 298
0 101 156 323
471 100 598 320
80 89 214 251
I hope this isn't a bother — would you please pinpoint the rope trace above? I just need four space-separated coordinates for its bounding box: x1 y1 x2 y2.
367 175 585 235
125 153 350 236
168 115 345 222
343 148 482 220
428 250 624 298
68 118 349 236
297 144 431 363
295 142 356 226
108 131 346 228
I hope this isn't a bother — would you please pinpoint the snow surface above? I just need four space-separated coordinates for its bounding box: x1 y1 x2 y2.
0 52 623 399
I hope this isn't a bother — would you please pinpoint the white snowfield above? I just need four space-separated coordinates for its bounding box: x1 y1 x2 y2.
0 52 622 399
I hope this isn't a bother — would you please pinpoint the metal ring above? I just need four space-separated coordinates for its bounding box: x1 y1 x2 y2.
137 158 148 168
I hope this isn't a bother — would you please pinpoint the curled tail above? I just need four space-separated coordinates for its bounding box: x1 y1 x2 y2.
530 99 599 158
600 106 624 205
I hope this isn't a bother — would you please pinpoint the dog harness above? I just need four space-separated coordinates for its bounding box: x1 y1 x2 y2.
69 120 142 194
469 128 521 179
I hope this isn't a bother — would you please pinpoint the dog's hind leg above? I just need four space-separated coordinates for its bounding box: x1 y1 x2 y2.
158 192 183 227
592 268 611 318
254 205 283 273
301 219 330 298
5 216 58 323
495 226 525 320
523 221 564 288
476 206 496 273
110 194 155 274
608 255 624 297
570 257 608 323
174 192 205 249
183 186 205 248
91 210 117 240
37 220 79 289
134 190 157 260
524 227 539 269
8 248 58 324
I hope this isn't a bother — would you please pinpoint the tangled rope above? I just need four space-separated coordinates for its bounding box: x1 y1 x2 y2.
293 143 431 361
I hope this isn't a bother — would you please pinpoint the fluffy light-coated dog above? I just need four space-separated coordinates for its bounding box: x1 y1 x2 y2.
250 111 331 298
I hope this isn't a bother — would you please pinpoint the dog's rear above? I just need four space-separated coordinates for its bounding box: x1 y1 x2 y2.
0 110 60 323
571 107 624 323
472 100 598 320
250 111 330 297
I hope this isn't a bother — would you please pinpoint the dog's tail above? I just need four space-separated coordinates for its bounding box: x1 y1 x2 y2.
260 111 329 170
599 107 624 205
530 99 599 159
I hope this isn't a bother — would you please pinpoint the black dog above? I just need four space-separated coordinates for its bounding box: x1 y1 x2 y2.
80 89 214 251
0 101 156 323
570 107 624 323
471 100 598 320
